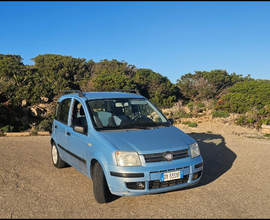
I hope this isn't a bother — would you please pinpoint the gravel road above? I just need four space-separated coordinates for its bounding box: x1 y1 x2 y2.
1 133 270 218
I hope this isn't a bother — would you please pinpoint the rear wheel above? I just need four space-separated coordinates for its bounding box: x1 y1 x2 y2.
51 142 66 168
92 162 112 203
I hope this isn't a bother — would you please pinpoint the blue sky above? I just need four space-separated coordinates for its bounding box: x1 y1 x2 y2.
1 1 270 83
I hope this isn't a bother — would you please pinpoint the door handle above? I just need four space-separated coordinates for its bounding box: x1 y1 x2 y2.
55 125 57 129
67 132 71 136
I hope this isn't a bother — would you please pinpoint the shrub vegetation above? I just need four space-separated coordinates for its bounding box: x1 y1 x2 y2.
0 53 269 132
212 111 230 118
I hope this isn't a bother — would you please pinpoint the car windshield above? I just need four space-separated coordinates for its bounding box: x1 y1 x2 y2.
86 98 171 130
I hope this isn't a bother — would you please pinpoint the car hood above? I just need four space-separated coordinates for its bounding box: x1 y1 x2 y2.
99 126 195 154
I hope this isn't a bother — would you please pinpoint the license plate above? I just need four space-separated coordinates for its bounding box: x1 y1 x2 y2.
160 170 183 182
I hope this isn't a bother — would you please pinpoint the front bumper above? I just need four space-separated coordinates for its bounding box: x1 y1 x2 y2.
104 156 203 196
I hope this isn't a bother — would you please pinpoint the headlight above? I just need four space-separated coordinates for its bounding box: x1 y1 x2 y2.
189 142 200 158
115 151 141 166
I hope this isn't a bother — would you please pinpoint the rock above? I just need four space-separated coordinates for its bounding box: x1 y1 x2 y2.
38 103 46 108
22 99 27 107
30 107 43 117
40 97 49 103
261 124 270 134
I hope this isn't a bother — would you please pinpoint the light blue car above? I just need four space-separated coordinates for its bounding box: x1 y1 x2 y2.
50 89 203 203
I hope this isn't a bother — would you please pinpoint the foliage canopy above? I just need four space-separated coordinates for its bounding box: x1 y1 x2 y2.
217 79 270 114
176 69 247 101
0 53 269 132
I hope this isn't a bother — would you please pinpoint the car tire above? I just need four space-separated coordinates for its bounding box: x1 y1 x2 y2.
93 162 112 203
51 142 66 168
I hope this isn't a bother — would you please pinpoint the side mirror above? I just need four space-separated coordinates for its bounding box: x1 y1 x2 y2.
168 118 174 124
73 125 86 134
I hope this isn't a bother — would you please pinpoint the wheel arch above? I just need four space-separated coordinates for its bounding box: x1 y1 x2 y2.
89 157 110 182
50 138 55 146
90 158 99 179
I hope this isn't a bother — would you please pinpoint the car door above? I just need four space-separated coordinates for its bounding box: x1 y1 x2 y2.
65 98 88 174
54 98 72 160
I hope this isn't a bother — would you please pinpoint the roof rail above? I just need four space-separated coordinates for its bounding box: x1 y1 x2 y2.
64 90 84 97
115 89 141 95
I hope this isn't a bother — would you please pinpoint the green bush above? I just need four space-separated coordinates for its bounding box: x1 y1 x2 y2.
38 119 52 133
1 125 14 132
236 116 246 125
258 108 267 115
188 122 197 127
217 79 270 116
197 103 205 108
176 70 245 101
213 100 218 108
31 131 38 136
212 111 229 118
176 111 193 118
182 121 197 127
260 118 270 125
187 102 194 111
2 53 270 132
246 118 255 123
182 121 190 125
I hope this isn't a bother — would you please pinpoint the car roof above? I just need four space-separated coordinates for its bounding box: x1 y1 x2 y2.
58 91 145 101
84 92 144 100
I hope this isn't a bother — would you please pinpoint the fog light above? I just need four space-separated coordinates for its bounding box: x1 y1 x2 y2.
137 182 145 189
192 171 202 180
192 173 198 180
126 182 145 190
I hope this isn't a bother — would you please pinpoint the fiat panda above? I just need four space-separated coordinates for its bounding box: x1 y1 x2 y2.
50 89 203 203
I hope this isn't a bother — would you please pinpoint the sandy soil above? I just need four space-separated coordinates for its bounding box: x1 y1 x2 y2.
174 116 269 141
1 121 270 218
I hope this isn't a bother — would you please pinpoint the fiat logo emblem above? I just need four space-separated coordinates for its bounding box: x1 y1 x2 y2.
164 152 173 162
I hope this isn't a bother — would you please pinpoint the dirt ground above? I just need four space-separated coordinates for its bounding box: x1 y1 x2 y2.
0 121 270 218
175 116 269 140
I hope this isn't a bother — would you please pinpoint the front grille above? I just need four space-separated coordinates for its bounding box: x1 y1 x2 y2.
143 149 189 163
149 175 189 189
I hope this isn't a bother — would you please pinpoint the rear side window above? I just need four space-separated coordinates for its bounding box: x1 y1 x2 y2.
56 98 72 124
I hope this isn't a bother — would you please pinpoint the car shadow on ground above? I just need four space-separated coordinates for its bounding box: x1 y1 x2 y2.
188 132 237 187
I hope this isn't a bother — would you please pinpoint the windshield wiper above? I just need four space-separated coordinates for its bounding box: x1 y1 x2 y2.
96 124 149 130
97 121 170 131
123 121 170 128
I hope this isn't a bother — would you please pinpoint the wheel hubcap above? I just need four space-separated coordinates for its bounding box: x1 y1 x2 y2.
52 145 58 164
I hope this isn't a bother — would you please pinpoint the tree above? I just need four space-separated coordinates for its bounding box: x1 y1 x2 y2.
90 59 137 78
133 69 180 108
79 59 137 92
0 54 29 131
30 54 91 101
176 69 246 101
92 73 137 91
0 54 26 105
217 79 270 114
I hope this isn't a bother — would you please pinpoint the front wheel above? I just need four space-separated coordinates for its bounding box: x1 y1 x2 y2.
51 142 66 168
92 162 112 203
